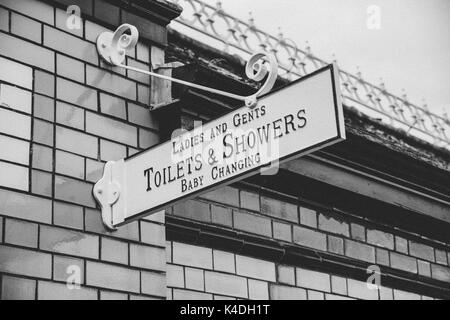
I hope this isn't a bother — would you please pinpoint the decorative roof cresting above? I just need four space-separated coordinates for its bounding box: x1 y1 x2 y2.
168 0 450 150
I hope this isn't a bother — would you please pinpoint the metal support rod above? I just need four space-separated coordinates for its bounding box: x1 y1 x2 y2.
96 24 278 108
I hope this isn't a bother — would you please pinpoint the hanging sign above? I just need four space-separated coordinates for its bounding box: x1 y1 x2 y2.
94 64 345 229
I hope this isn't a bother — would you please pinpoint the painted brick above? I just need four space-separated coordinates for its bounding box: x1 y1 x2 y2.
0 217 2 242
350 223 366 241
86 261 140 293
390 252 417 273
0 245 51 278
56 126 98 158
11 12 42 43
240 190 260 211
236 255 276 282
167 264 184 288
347 279 378 300
308 290 325 300
367 229 394 250
86 65 136 101
56 0 93 16
85 208 140 241
395 236 408 254
35 70 55 97
173 289 212 300
296 268 331 292
213 250 235 273
273 221 292 242
435 249 448 265
0 33 54 72
393 289 421 300
379 287 394 300
130 244 165 271
234 210 272 237
56 102 84 130
0 188 52 223
141 221 165 247
53 255 84 284
55 150 84 179
293 226 327 251
0 135 29 165
100 139 127 161
0 108 31 140
0 84 32 114
56 78 97 111
0 8 9 31
417 260 431 277
53 201 84 230
376 248 390 266
142 271 166 297
0 56 33 89
86 112 137 147
331 275 347 295
409 241 434 262
137 83 150 104
128 102 159 130
261 196 297 222
34 95 54 122
318 214 349 236
86 159 104 183
99 92 127 119
201 186 239 207
1 0 54 24
40 225 99 259
185 267 204 291
100 291 128 300
31 168 53 195
44 26 97 64
277 265 295 285
54 175 96 207
5 219 38 248
173 242 212 269
166 241 172 263
248 279 269 300
33 119 53 146
1 275 36 300
211 204 232 227
269 284 307 300
139 127 160 149
173 199 211 222
85 20 111 43
137 43 150 63
142 210 165 224
55 8 83 37
431 264 450 282
38 281 97 300
205 271 247 298
345 239 375 263
32 144 52 171
127 58 150 84
101 237 129 265
327 235 344 255
0 161 29 191
57 54 85 83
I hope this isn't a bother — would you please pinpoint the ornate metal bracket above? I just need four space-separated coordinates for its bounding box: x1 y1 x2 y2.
96 24 278 108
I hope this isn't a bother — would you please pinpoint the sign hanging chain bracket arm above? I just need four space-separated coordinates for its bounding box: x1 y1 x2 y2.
96 24 278 108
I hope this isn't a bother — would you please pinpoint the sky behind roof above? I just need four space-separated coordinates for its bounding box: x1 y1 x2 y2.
198 0 450 116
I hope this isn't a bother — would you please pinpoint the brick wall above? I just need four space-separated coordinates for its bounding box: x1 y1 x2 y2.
0 0 170 300
166 185 450 300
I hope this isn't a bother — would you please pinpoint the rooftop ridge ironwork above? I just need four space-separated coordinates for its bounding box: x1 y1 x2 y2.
168 0 450 150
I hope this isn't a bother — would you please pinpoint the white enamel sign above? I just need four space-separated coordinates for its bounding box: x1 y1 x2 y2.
94 64 345 228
